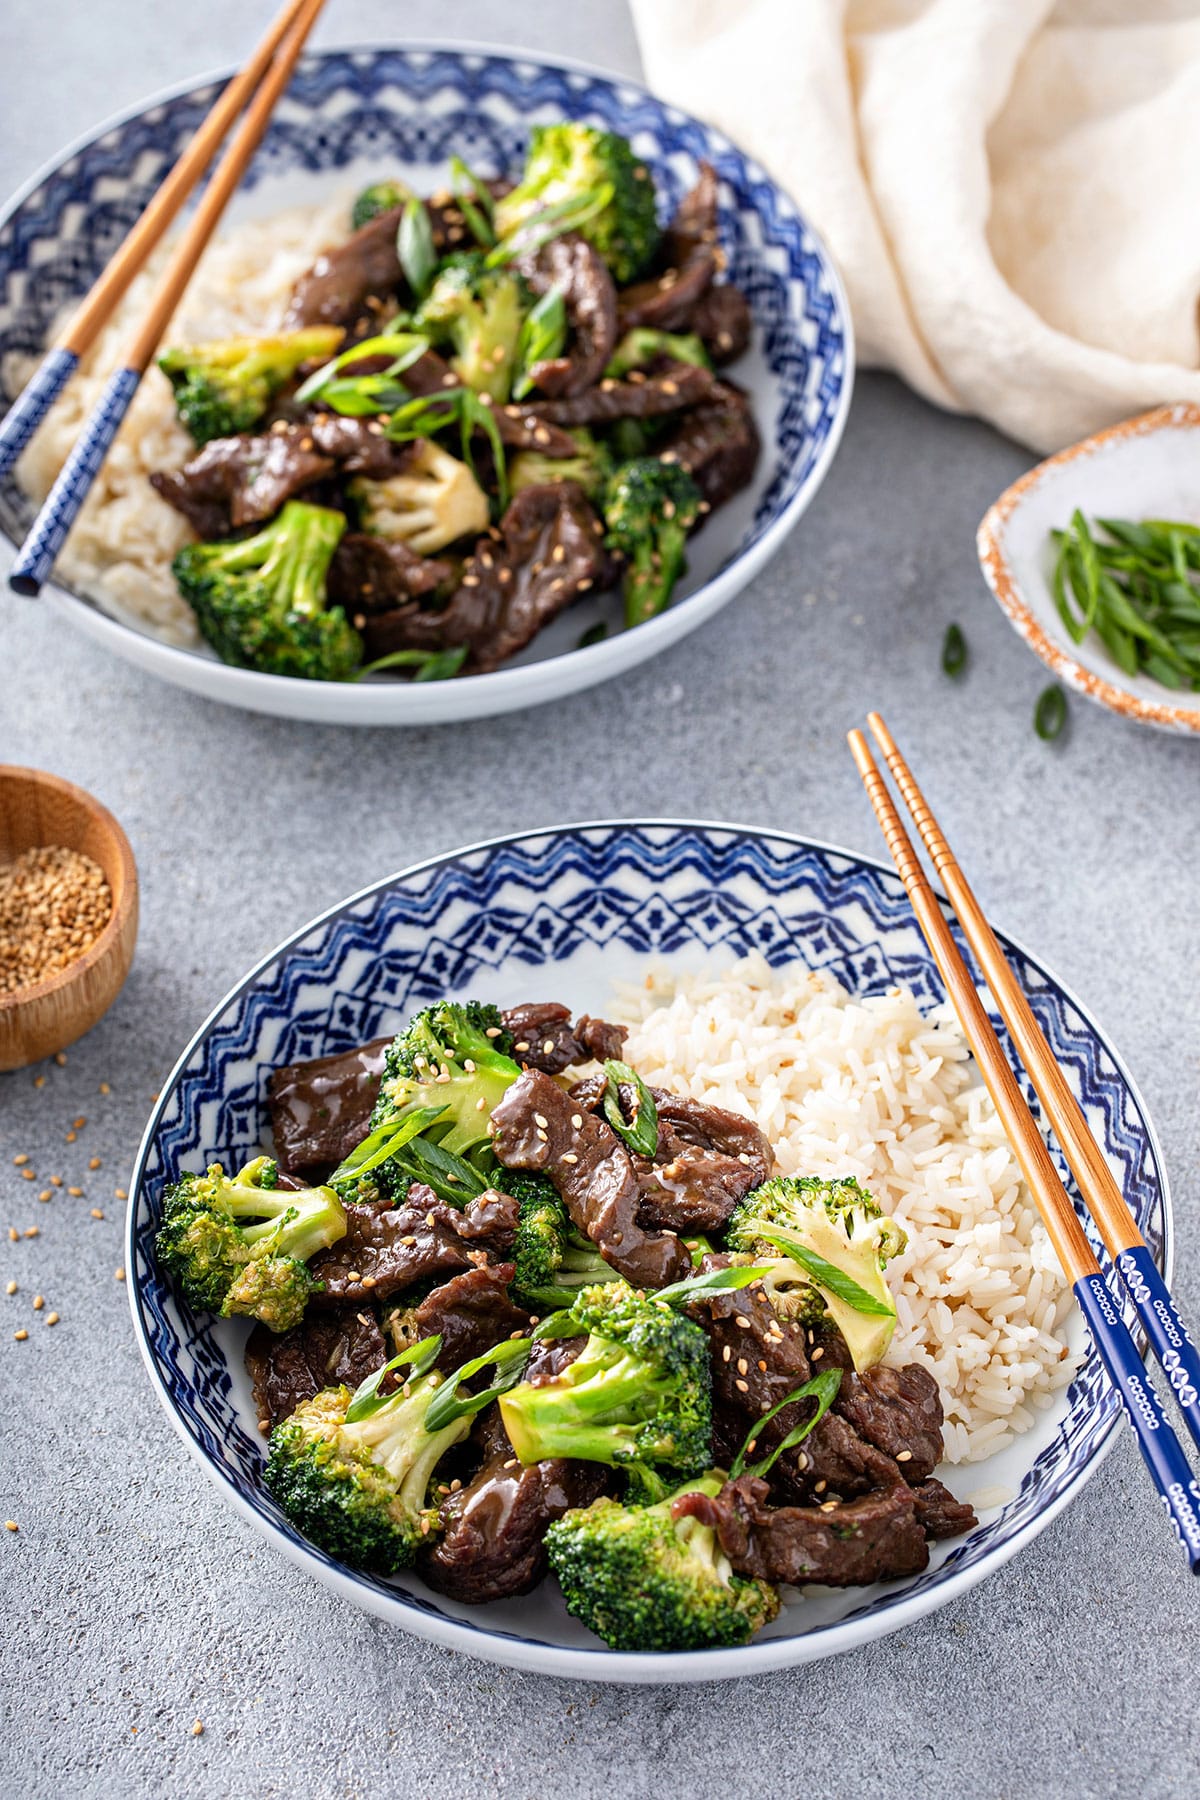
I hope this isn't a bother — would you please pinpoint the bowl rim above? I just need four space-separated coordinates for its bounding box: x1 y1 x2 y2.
977 402 1200 737
0 762 137 1017
0 41 855 720
125 816 1171 1681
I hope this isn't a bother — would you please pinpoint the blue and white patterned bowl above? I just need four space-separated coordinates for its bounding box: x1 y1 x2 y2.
0 46 853 726
127 821 1169 1681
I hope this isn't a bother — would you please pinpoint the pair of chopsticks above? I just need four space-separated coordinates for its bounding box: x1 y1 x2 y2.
3 0 326 596
850 714 1200 1570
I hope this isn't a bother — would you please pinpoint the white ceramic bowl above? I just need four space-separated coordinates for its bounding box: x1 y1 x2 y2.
0 46 854 725
978 403 1200 736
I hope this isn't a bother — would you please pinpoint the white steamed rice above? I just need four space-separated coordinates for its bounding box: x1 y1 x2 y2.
7 198 350 642
614 955 1080 1464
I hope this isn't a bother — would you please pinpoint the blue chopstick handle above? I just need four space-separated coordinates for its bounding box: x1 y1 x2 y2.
1075 1271 1200 1569
0 346 79 480
1115 1243 1200 1457
8 364 140 596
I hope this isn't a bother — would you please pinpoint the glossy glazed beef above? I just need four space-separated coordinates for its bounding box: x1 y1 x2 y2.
245 1307 387 1428
268 1036 390 1178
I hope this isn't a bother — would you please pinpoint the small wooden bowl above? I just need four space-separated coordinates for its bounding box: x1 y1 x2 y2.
0 766 138 1071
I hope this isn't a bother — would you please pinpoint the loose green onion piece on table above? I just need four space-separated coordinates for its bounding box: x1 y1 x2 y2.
1034 684 1067 741
941 622 967 677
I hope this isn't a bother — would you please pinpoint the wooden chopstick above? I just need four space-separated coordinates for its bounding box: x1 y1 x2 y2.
8 0 326 597
0 0 316 482
848 727 1200 1571
866 709 1200 1460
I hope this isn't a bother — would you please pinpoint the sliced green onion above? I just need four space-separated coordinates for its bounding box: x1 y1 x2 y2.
448 155 496 248
602 1059 658 1158
756 1222 896 1317
651 1263 764 1307
345 1336 443 1422
730 1369 843 1480
398 198 438 300
333 1103 449 1180
486 184 614 269
512 288 567 400
354 646 468 683
423 1337 532 1432
941 622 967 677
1034 685 1067 741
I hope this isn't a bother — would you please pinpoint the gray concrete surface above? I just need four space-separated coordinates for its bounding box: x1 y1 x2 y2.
2 4 1197 1796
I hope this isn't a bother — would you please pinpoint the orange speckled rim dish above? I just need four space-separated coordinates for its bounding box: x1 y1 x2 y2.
977 403 1200 737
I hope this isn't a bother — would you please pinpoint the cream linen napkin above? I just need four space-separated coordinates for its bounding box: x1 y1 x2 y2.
630 0 1200 452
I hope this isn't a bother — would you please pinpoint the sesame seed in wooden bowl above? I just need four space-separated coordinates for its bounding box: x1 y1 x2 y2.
0 767 137 1071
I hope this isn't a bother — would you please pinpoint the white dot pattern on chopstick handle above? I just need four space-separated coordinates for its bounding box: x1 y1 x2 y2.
8 364 140 596
0 347 79 482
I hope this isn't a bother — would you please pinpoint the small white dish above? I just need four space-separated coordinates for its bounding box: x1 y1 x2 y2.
977 403 1200 736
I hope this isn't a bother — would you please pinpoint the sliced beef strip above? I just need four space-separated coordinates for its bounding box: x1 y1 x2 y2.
308 1185 513 1307
674 1475 930 1587
284 206 407 331
150 427 336 535
268 1036 391 1178
525 360 718 428
149 438 246 539
245 1307 387 1429
633 1093 773 1236
399 345 583 457
618 163 720 333
308 413 417 479
835 1363 945 1484
413 1263 530 1372
689 1275 813 1451
328 534 453 622
658 380 760 511
687 282 753 366
361 480 612 674
515 232 619 398
501 1003 627 1076
911 1478 977 1541
421 1407 607 1604
491 1066 691 1288
768 1409 904 1508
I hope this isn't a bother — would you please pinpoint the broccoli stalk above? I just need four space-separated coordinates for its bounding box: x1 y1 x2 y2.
413 251 528 402
509 1174 622 1308
155 1154 346 1333
499 1280 712 1474
510 427 613 505
172 499 360 682
157 327 344 444
545 1474 780 1652
725 1175 907 1370
495 124 659 284
603 458 703 628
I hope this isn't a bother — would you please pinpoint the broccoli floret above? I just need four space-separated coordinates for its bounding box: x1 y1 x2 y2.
508 1174 621 1308
157 327 343 443
605 329 710 379
499 1280 711 1474
264 1364 469 1573
155 1154 346 1333
366 1000 520 1182
546 1474 780 1651
351 179 412 230
725 1175 907 1370
495 124 659 284
172 499 359 682
509 428 613 506
604 458 702 628
413 251 528 402
350 439 490 554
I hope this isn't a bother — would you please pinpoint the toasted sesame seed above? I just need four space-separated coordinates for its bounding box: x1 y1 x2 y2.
734 1378 749 1393
400 1235 417 1247
561 1152 578 1165
191 1722 204 1738
745 1439 757 1456
49 1177 61 1189
65 1132 76 1144
13 1329 27 1341
45 1313 58 1327
571 1113 584 1129
896 1449 913 1463
88 1157 101 1171
5 1282 15 1296
514 1041 530 1054
345 1271 361 1283
90 1209 104 1220
67 1187 83 1198
54 1053 66 1066
74 1117 86 1130
19 1169 33 1182
4 1520 17 1531
542 1037 556 1055
533 1113 548 1129
814 1479 827 1494
23 1228 38 1239
736 1357 749 1375
361 1275 377 1290
503 1458 518 1470
535 1129 548 1143
114 1268 125 1282
38 1191 50 1203
812 1347 825 1360
33 1076 45 1089
757 1359 768 1372
32 1295 43 1311
99 1082 110 1095
12 1154 28 1166
115 1188 127 1201
449 1478 462 1493
722 1345 731 1362
796 1452 809 1470
7 1229 17 1243
820 1500 838 1513
735 1315 752 1330
737 1152 752 1165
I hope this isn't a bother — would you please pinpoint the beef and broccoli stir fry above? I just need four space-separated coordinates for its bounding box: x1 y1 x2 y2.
150 127 761 682
155 997 977 1654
